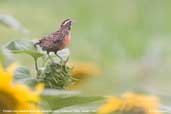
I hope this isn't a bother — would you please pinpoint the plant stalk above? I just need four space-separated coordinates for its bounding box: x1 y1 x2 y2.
34 57 40 77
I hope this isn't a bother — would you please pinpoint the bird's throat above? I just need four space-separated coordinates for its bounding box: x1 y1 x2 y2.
64 34 71 47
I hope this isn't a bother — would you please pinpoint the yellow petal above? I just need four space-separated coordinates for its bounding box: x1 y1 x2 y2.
6 63 18 75
97 96 122 114
35 83 44 94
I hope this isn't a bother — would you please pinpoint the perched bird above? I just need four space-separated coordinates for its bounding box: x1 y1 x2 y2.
35 19 73 63
35 19 73 54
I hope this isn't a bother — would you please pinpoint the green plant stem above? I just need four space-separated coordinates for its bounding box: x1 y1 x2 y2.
34 57 40 77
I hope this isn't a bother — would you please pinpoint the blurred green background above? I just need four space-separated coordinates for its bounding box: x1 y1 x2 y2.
0 0 171 105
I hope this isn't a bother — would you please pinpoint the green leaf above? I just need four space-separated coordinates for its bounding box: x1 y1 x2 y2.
14 77 40 87
0 47 14 65
5 39 44 59
13 66 41 87
23 78 40 87
41 90 104 110
14 66 31 80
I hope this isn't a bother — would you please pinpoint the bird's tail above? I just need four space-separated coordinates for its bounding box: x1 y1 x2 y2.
35 41 40 45
34 41 40 47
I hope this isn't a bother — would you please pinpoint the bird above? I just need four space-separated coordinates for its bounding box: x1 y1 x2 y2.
35 19 73 63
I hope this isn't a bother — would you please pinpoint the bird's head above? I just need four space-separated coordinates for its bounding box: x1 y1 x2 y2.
60 19 73 30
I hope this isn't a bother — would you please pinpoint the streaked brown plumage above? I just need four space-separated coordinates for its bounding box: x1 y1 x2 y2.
35 19 73 54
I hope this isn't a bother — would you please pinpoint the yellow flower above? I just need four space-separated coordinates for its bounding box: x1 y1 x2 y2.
69 62 100 79
67 62 100 90
98 92 162 114
98 96 122 114
0 64 44 114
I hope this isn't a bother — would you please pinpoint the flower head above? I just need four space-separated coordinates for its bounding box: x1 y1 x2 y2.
0 64 44 114
98 92 162 114
67 62 100 90
70 62 100 79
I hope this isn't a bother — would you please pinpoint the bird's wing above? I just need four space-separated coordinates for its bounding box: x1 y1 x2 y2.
51 31 65 43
